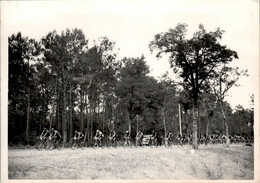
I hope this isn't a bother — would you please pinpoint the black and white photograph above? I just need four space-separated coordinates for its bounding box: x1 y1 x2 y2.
1 0 259 182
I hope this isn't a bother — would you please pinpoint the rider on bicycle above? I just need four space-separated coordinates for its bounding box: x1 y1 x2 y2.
151 130 158 139
136 131 144 146
166 131 173 139
124 131 131 142
124 131 131 146
74 130 84 141
49 128 62 142
94 130 104 146
40 128 50 141
108 130 116 140
151 130 158 145
137 131 144 139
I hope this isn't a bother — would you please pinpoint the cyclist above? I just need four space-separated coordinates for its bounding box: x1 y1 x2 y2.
94 130 104 146
108 130 116 139
151 130 158 146
107 130 116 146
166 131 173 139
40 128 50 141
49 128 62 142
164 131 172 146
136 131 144 146
74 130 84 141
124 131 131 146
221 134 227 144
177 133 184 146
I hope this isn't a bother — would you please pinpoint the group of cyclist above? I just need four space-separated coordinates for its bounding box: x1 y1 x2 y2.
39 127 253 148
40 127 62 142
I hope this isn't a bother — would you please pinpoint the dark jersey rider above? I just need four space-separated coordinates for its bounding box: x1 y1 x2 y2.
49 128 61 141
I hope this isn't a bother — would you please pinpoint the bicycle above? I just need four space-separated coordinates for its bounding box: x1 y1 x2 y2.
123 137 132 148
135 136 144 147
164 137 171 147
149 137 158 147
93 136 103 149
69 137 86 150
46 137 63 150
35 136 48 151
106 136 118 148
177 137 184 147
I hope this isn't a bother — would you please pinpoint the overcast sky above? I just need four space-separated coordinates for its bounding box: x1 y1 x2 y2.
1 0 259 110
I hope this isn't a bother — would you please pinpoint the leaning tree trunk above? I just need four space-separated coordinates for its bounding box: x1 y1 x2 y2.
192 105 199 149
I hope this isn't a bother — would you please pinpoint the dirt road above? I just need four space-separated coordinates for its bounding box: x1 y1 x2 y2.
8 144 253 180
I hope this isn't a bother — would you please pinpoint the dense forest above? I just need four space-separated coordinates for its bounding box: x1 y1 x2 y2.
8 24 254 148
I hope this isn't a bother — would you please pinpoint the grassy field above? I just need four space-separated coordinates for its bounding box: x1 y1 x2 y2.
8 144 253 180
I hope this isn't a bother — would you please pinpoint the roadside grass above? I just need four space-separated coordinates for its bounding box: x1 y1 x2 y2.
8 144 253 180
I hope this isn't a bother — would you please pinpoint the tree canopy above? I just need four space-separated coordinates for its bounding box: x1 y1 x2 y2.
8 26 252 148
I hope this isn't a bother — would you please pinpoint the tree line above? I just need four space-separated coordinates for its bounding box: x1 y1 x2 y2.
8 24 253 149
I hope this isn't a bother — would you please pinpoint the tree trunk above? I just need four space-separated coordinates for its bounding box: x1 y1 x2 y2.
90 103 93 140
198 107 200 137
103 95 106 133
49 76 58 131
192 105 199 149
162 101 167 138
127 111 131 133
179 104 182 135
220 102 230 147
80 89 84 132
57 89 61 132
26 92 30 141
85 94 89 142
136 115 139 135
62 71 67 146
206 117 211 136
69 86 73 139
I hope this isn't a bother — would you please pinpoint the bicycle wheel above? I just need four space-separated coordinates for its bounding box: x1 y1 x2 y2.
164 139 169 148
56 139 63 150
71 141 78 150
36 140 45 151
93 141 98 149
106 140 111 148
123 141 128 148
80 141 87 149
47 140 54 150
177 139 182 148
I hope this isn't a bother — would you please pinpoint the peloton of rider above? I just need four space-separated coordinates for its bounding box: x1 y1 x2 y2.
49 128 62 141
40 128 50 141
